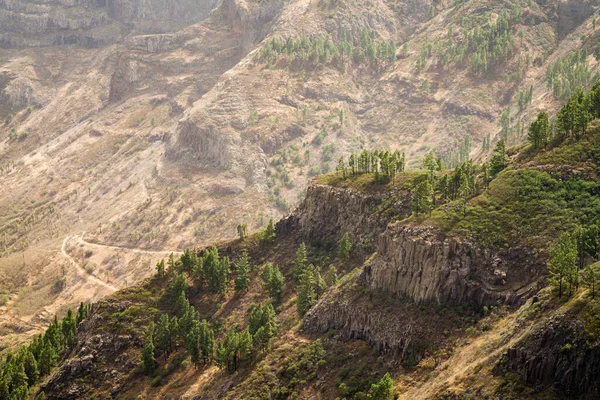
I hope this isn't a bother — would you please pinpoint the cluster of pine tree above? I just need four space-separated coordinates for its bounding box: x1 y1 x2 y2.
336 149 406 182
0 303 90 399
417 8 518 74
522 79 600 299
146 251 279 376
516 85 533 111
442 135 472 169
528 81 600 149
412 151 478 216
546 49 594 100
413 140 510 217
158 246 231 296
548 226 600 299
215 302 277 374
258 30 396 72
293 241 341 317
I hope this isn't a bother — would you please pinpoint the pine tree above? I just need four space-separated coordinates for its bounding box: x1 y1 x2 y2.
260 219 276 244
6 358 28 399
489 139 509 178
38 340 58 376
584 224 600 261
422 151 437 178
315 268 327 300
76 302 88 326
338 233 352 259
142 323 156 376
549 231 578 298
293 243 308 280
216 256 230 295
325 264 338 286
155 313 172 357
237 224 247 240
527 112 550 149
182 249 197 274
588 80 600 119
22 349 39 386
199 320 214 363
296 265 317 316
61 309 76 348
235 251 251 292
248 303 277 353
238 328 253 363
156 259 165 278
260 263 285 302
187 319 201 366
368 372 395 400
45 316 63 351
580 263 599 299
167 253 176 274
176 291 190 318
412 179 434 215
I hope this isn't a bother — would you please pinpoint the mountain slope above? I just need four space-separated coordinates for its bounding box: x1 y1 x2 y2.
4 120 596 399
2 0 600 361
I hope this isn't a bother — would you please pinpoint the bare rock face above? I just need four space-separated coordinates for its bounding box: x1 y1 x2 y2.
0 0 219 48
363 225 547 307
556 0 599 40
168 117 240 170
277 183 411 253
501 315 600 397
302 270 470 363
0 70 45 109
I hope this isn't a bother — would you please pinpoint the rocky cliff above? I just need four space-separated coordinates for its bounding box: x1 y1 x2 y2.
278 183 412 253
501 307 600 397
302 272 468 362
297 181 546 364
363 224 547 307
0 0 218 48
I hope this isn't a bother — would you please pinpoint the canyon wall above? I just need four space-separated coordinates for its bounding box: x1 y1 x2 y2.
0 0 219 48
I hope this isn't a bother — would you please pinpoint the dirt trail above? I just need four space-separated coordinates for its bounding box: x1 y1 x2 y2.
60 231 182 292
61 235 118 292
78 231 182 256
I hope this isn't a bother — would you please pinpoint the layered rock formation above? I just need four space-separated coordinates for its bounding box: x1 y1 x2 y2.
502 311 600 396
0 0 219 48
297 182 546 363
278 184 412 253
363 225 547 307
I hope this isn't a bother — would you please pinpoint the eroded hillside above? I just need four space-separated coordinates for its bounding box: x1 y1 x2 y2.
2 0 600 359
4 119 597 399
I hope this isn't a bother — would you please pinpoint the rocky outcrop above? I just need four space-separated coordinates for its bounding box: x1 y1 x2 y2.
281 183 544 308
556 0 599 40
277 183 411 252
0 70 44 109
363 225 547 307
302 272 467 363
168 118 241 170
501 314 600 397
41 300 145 399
